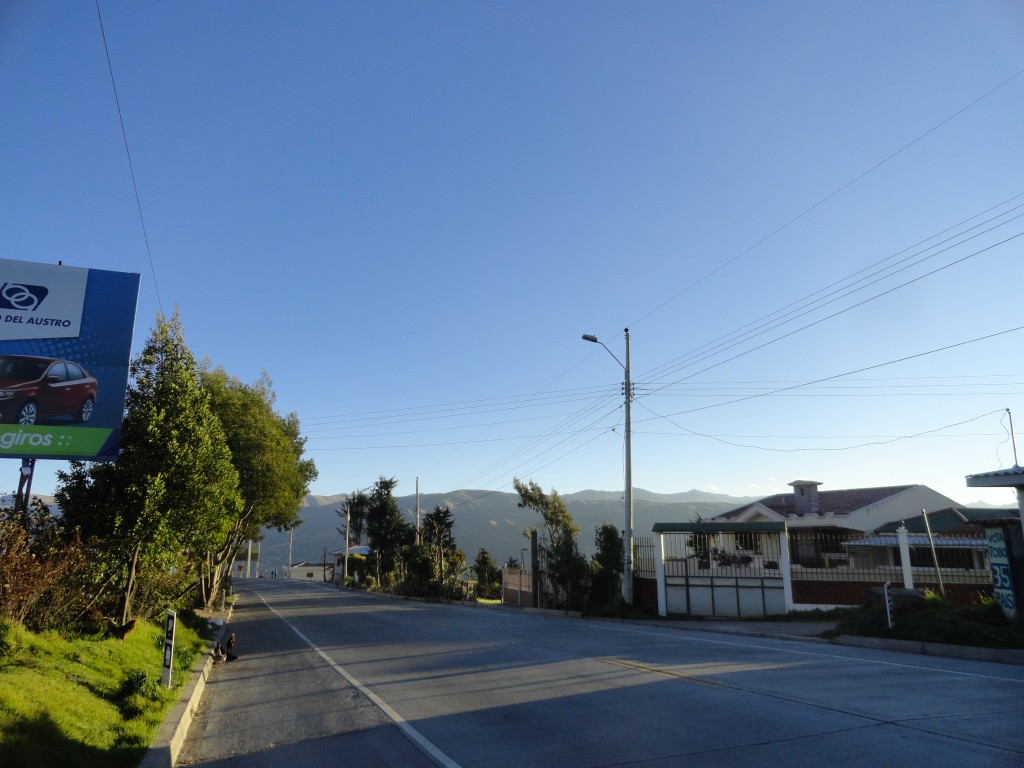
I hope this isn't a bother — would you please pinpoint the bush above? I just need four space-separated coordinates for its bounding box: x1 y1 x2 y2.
0 500 94 631
831 589 1024 649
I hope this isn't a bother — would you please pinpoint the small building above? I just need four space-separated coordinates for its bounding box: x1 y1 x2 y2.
331 545 370 585
288 561 332 581
647 486 1015 616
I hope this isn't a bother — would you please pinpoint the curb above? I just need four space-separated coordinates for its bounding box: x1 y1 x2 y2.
587 616 1024 665
139 607 232 768
830 633 1024 665
657 622 1024 666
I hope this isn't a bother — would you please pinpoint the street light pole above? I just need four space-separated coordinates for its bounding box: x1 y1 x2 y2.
343 508 350 586
582 328 634 606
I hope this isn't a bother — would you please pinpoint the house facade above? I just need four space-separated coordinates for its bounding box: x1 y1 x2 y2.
287 561 332 581
642 480 1005 617
712 479 959 533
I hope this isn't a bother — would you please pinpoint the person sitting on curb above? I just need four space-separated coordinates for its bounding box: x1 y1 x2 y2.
212 642 227 665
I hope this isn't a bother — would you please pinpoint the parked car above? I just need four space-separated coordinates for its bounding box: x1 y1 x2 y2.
0 355 98 425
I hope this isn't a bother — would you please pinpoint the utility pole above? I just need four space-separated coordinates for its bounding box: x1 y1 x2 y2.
287 526 294 579
623 328 633 606
343 507 350 585
582 328 634 606
416 476 421 544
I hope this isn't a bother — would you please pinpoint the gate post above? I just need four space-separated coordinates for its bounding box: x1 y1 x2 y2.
897 525 914 589
655 532 667 617
779 525 794 612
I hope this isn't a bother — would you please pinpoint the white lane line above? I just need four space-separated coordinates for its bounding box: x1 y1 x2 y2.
257 592 464 768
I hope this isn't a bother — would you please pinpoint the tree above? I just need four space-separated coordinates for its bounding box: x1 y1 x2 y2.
472 548 501 599
513 478 586 610
590 523 624 610
337 489 370 546
365 477 413 585
422 504 457 588
57 311 241 624
336 489 369 585
199 366 317 606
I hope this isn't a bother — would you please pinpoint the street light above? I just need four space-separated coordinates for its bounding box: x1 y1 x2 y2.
582 328 633 606
343 507 350 586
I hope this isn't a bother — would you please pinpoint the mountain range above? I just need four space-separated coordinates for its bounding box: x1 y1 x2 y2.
255 488 761 573
5 487 1011 576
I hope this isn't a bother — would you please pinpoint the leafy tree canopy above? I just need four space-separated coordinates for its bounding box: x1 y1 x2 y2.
200 365 317 536
57 310 242 622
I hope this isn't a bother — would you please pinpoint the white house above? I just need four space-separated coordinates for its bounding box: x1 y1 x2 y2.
287 561 332 581
711 479 959 533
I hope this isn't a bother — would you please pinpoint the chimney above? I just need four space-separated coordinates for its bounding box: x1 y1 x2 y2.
789 479 822 516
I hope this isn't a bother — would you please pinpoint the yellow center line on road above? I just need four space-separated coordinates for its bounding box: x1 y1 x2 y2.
598 656 800 687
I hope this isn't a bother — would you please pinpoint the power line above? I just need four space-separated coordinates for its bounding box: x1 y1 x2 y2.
410 70 1024 492
642 229 1024 394
626 66 1024 332
634 400 1006 455
640 193 1024 383
94 0 162 313
636 324 1024 423
305 70 1024 494
302 386 616 432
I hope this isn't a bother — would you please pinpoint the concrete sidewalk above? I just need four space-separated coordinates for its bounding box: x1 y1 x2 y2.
666 618 837 642
657 616 1024 665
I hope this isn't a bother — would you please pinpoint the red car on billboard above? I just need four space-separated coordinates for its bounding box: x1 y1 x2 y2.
0 355 99 425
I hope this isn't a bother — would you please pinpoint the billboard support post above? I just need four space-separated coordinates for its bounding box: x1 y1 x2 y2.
15 458 34 512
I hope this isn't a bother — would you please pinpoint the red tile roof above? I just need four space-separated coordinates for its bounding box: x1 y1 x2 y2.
719 485 916 520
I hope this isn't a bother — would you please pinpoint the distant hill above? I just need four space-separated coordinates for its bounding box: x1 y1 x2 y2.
565 488 758 505
255 488 759 574
16 487 1012 576
1 494 57 511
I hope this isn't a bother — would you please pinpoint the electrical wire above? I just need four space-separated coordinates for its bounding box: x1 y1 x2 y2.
94 0 162 312
633 399 1007 454
640 194 1024 383
301 70 1024 495
626 66 1024 332
641 229 1024 395
635 324 1024 423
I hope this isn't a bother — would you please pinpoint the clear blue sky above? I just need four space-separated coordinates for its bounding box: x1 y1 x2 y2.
3 2 1024 508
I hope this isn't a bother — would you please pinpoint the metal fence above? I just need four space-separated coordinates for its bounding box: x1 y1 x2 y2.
659 530 785 578
648 526 996 611
501 566 533 606
633 536 657 579
788 529 992 587
651 528 993 586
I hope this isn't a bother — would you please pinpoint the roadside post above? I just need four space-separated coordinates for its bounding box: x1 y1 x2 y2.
883 582 895 630
162 610 176 688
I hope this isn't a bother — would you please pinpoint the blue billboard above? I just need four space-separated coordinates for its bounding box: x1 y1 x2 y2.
0 258 140 460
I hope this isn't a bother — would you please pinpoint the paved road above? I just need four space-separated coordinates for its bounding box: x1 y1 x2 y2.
179 579 1024 768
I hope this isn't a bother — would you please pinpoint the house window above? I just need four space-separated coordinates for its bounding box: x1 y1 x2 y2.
736 532 760 553
905 547 975 569
306 572 313 578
